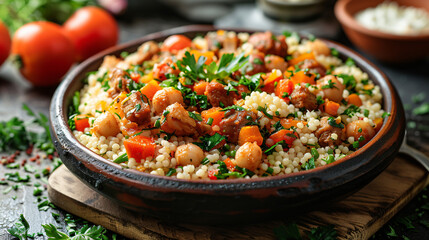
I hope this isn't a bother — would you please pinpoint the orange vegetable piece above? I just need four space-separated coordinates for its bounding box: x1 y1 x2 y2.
189 50 215 64
288 52 316 66
280 119 307 129
193 80 208 95
108 92 127 119
283 66 295 78
374 117 383 132
140 80 162 100
347 93 362 107
208 169 218 180
321 100 340 116
238 126 263 146
268 129 298 146
275 79 294 102
74 115 90 132
201 107 224 127
123 135 155 163
264 70 283 86
223 158 235 171
290 71 316 86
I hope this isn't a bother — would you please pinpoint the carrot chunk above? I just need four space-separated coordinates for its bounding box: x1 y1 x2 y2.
223 158 235 171
280 119 307 129
268 129 298 146
238 126 263 146
124 135 155 163
347 93 363 107
275 79 294 102
201 107 224 127
290 71 316 86
193 80 208 95
288 52 316 66
140 80 162 100
321 100 340 116
74 115 90 132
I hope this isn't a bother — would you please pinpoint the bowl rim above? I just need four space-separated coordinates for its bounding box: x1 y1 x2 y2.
334 0 429 40
50 24 404 193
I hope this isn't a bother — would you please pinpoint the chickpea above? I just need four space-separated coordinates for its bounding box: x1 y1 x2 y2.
92 112 121 137
152 87 184 115
346 120 375 147
306 39 331 56
235 142 262 171
317 75 345 103
175 143 204 167
265 55 288 72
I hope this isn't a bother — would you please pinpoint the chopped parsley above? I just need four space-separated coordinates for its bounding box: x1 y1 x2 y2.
257 105 273 119
321 79 337 89
316 96 325 105
253 58 263 65
113 153 128 164
194 133 226 151
166 168 176 177
341 105 361 117
330 48 339 57
382 112 391 118
221 105 245 112
327 117 344 129
201 158 210 165
302 148 319 170
337 74 356 91
345 57 355 66
188 111 203 121
413 103 429 116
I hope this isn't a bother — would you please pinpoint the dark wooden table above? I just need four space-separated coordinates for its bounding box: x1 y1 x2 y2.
1 3 429 239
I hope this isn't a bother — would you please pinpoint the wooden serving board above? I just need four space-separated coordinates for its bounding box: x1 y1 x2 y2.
48 154 429 240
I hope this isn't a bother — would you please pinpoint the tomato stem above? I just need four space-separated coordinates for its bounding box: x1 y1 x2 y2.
10 54 23 69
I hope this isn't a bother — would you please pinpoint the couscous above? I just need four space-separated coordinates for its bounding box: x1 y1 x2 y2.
68 30 388 180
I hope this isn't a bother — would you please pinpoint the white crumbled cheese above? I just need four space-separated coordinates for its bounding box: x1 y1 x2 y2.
355 2 429 35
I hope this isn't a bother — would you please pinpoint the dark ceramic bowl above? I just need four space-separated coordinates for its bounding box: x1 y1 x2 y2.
50 25 405 224
335 0 429 63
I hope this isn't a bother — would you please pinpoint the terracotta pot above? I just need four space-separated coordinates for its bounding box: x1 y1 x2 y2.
335 0 429 63
50 25 405 224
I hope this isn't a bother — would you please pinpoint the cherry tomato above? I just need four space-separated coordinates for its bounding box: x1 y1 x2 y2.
11 21 74 86
63 6 118 62
161 35 192 53
0 21 11 67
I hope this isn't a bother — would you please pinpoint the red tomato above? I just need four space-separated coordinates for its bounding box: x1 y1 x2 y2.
0 21 11 67
11 21 74 86
74 115 90 132
63 6 118 62
161 35 192 53
208 169 219 180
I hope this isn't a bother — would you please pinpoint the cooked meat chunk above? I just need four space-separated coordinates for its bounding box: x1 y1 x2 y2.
219 109 257 143
206 81 235 107
100 55 121 70
152 87 184 115
290 85 318 111
315 116 346 147
346 120 375 147
125 41 160 65
299 59 326 77
121 91 151 125
242 53 267 76
265 55 288 72
92 112 121 137
107 68 131 98
248 32 288 57
206 32 240 54
161 103 198 136
317 75 345 103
